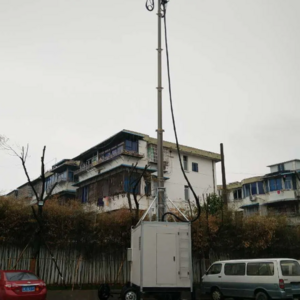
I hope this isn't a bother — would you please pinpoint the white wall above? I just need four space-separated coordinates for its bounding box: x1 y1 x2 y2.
51 181 76 195
269 161 299 172
163 150 216 208
284 161 294 170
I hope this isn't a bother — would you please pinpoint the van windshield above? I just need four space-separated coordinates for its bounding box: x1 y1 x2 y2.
280 260 300 276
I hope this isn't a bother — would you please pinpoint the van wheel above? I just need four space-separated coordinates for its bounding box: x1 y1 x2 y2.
255 291 269 300
211 288 223 300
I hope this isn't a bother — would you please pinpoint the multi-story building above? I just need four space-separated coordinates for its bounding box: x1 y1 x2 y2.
7 129 221 212
6 159 79 203
219 159 300 223
72 130 221 212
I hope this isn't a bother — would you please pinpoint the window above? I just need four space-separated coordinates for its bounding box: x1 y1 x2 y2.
192 162 198 172
5 272 39 281
269 178 282 191
224 263 245 276
278 164 285 172
58 171 67 181
207 264 222 275
68 171 74 182
280 260 300 276
245 205 259 217
264 181 269 193
124 175 140 194
125 140 138 152
258 182 264 194
247 262 274 276
184 185 189 201
233 189 242 200
82 186 89 203
183 156 188 171
284 176 292 190
251 183 257 195
244 184 250 197
97 198 104 207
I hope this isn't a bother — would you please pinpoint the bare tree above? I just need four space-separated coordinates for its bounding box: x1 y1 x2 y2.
0 135 58 274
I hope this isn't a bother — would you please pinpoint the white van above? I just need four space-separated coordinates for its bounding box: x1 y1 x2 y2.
201 258 300 300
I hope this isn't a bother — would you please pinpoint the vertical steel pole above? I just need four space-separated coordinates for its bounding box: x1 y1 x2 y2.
157 0 165 221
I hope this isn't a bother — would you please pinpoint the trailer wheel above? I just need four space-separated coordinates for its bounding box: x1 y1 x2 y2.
122 287 140 300
98 284 111 300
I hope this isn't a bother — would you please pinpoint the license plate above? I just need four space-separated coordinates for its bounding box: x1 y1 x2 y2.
22 286 35 292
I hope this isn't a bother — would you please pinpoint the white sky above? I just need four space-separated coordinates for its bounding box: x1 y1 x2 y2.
1 0 300 194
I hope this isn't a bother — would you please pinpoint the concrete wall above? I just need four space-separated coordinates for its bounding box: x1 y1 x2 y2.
163 151 216 208
269 161 299 172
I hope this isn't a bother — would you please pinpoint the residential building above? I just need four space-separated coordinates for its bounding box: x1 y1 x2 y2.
6 159 80 203
219 159 300 223
72 129 221 212
7 129 221 212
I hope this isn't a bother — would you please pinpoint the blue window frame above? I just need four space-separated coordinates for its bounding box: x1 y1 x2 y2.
125 140 138 152
251 183 257 195
269 178 282 191
124 175 140 193
278 164 285 172
82 186 89 203
192 162 198 172
258 182 264 194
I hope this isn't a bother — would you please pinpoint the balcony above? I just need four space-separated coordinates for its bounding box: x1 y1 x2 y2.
74 144 143 176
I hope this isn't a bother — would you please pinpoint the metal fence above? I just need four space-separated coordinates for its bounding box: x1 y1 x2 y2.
0 246 218 285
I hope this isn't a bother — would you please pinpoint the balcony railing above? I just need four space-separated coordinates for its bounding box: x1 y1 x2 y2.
74 148 143 176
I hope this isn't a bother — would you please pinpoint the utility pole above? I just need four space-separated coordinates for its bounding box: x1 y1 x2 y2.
156 0 165 221
220 143 228 208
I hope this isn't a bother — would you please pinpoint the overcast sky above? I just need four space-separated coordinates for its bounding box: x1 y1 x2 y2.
1 0 300 194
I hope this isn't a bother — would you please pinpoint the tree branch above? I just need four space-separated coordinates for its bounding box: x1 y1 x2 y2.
44 182 58 202
40 146 46 203
132 165 149 222
19 148 40 203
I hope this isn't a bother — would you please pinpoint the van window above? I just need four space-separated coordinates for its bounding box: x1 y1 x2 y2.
207 264 222 275
225 263 245 276
247 262 274 276
280 260 300 276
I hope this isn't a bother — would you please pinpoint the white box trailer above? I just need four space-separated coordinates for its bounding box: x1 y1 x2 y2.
128 221 193 296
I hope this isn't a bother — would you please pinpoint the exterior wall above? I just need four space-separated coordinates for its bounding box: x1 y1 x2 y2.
17 184 33 199
268 189 295 202
284 161 294 170
51 181 76 195
163 151 216 208
269 160 300 172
